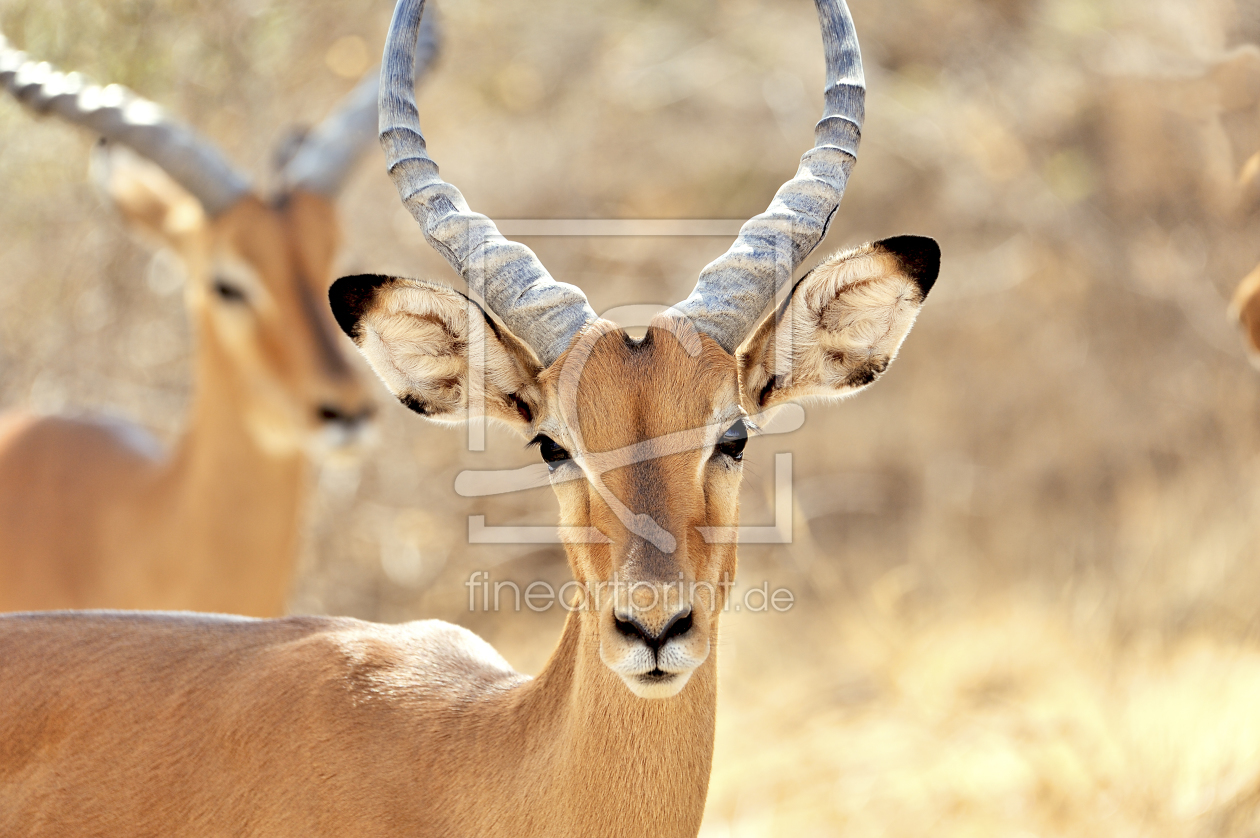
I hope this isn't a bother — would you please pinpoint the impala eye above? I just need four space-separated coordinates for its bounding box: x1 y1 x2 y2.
212 278 248 304
716 419 748 462
530 435 571 470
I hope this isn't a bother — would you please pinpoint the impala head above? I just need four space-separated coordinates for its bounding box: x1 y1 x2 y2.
90 148 376 458
332 0 939 699
0 19 440 458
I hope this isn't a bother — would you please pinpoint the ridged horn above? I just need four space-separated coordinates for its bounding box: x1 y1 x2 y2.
282 9 441 197
0 31 251 217
672 0 866 353
378 0 597 367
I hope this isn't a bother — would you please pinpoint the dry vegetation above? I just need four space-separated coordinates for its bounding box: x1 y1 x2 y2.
5 0 1260 834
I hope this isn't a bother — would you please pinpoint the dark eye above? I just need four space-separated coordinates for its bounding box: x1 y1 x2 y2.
213 278 248 304
715 419 748 462
530 435 571 470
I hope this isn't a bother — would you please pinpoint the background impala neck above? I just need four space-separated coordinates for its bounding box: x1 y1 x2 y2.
149 328 306 616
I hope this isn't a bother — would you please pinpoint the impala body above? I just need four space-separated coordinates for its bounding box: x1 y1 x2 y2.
0 0 939 835
0 22 438 615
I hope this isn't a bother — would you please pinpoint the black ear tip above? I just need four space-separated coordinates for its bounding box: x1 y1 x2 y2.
876 235 941 297
329 275 394 340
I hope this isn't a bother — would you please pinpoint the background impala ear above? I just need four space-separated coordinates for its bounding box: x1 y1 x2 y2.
329 274 542 433
90 142 209 253
737 235 939 410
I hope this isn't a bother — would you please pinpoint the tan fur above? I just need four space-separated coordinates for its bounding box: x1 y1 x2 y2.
0 160 370 616
1232 129 1260 365
1232 262 1260 366
0 253 930 835
1212 50 1260 366
0 611 713 837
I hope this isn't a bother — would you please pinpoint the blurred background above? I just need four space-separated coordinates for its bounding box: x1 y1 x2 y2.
5 0 1260 833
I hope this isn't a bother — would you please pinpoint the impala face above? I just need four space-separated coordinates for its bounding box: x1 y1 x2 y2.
538 320 741 698
330 237 938 699
96 148 374 459
205 194 374 459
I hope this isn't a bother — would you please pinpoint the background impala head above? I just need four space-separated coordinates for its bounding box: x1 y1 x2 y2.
332 0 939 699
0 22 437 456
90 148 374 457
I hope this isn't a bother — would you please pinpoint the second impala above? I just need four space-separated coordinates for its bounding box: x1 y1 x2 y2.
0 19 437 616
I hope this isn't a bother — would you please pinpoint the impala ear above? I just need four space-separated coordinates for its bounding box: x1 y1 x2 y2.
737 236 939 410
329 275 542 433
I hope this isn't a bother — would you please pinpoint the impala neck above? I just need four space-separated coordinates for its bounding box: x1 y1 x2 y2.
481 610 717 837
152 326 307 616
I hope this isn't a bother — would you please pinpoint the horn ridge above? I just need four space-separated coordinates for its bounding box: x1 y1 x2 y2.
282 7 441 198
0 32 251 217
673 0 866 353
379 0 596 367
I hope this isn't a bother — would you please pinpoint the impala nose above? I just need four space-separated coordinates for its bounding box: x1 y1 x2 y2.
601 593 709 698
614 606 693 653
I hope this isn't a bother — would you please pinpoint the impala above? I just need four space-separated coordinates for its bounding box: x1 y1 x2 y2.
1220 59 1260 364
0 0 938 834
1233 153 1260 362
1235 265 1260 364
0 18 437 616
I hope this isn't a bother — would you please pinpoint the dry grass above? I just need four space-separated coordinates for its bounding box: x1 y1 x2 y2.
5 0 1260 833
708 591 1260 836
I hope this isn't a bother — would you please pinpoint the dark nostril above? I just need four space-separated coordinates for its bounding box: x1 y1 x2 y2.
614 613 654 646
660 609 693 644
614 607 693 653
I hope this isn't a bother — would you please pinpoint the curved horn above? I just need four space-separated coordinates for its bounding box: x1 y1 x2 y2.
0 32 251 217
282 9 441 197
673 0 866 353
379 0 596 367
